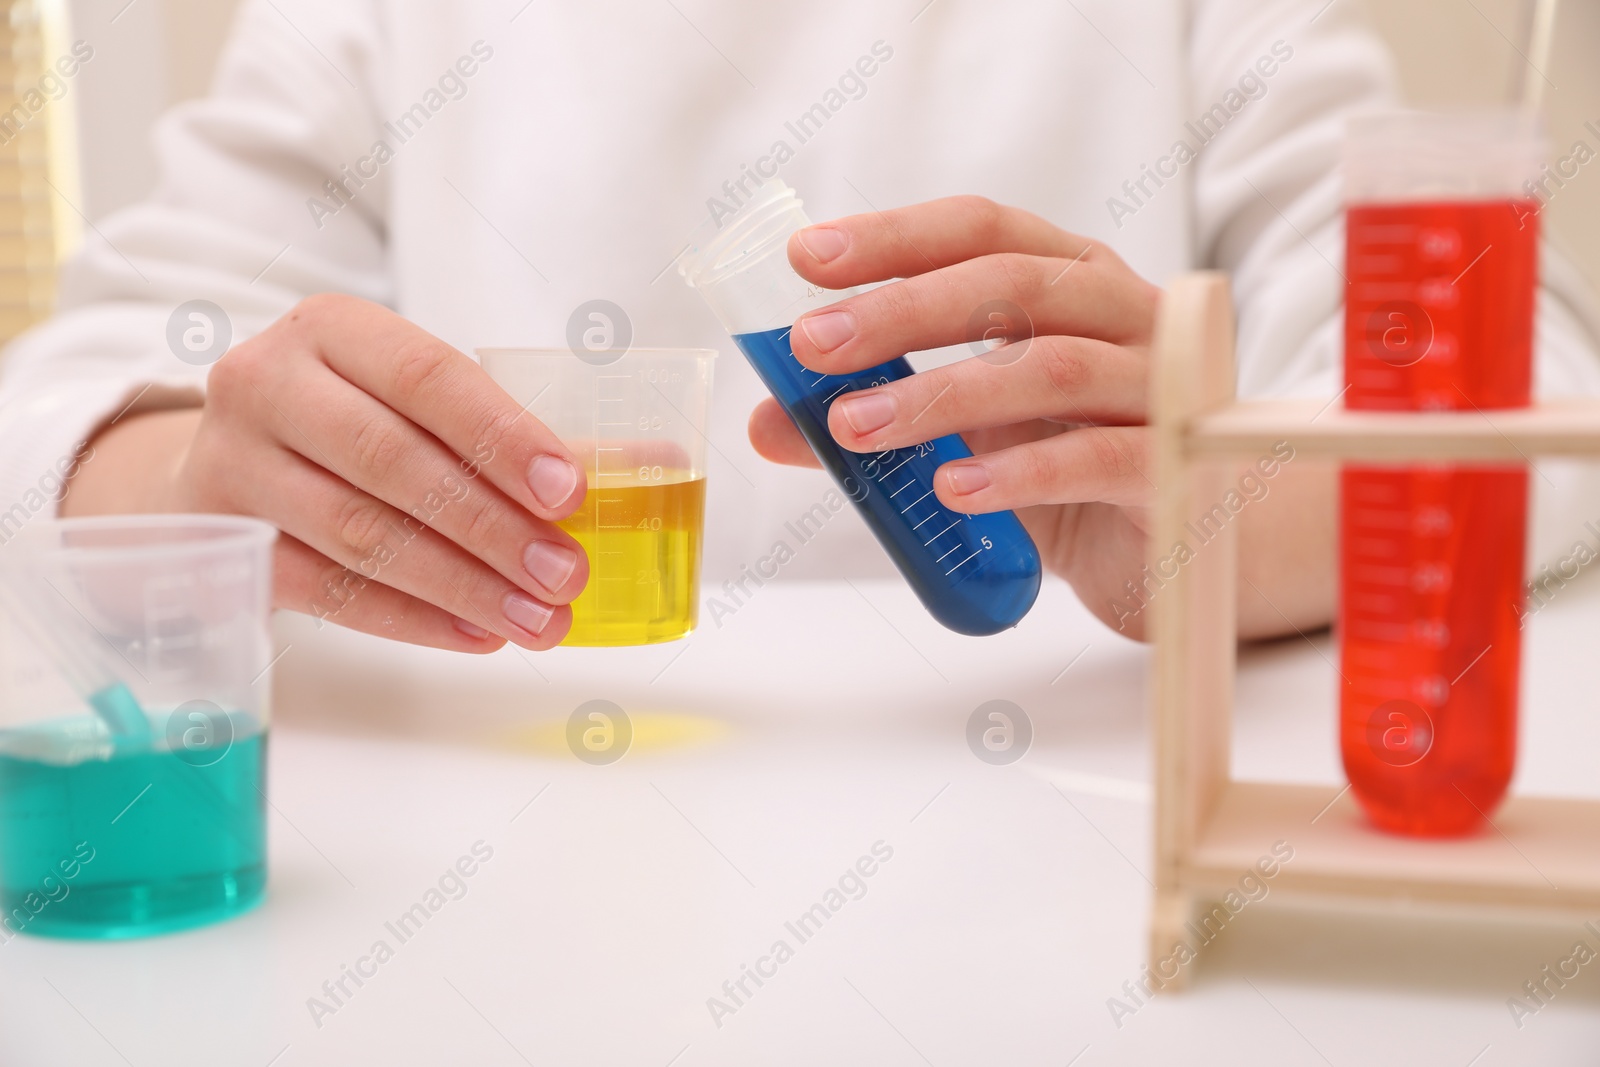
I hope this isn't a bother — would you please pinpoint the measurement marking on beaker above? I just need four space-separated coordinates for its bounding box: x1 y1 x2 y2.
823 382 852 403
924 520 960 546
878 453 916 481
935 543 962 563
944 550 981 575
900 489 934 514
890 478 919 499
598 421 632 427
911 512 937 531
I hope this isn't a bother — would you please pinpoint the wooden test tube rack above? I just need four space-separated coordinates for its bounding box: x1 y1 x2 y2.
1148 273 1600 989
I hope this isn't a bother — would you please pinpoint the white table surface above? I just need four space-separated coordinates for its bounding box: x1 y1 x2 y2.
3 573 1599 1066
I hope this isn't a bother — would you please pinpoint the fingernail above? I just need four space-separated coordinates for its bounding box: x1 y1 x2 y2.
523 540 578 595
797 226 850 264
528 455 579 510
453 616 491 640
799 309 856 353
837 392 896 436
946 463 992 496
503 591 554 636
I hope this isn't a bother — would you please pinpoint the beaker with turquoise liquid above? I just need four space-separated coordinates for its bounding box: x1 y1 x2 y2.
0 515 276 939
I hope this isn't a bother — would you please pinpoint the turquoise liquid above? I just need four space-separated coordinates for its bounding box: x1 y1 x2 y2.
0 714 266 939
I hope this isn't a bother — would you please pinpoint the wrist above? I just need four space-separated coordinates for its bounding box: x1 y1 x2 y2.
60 407 203 517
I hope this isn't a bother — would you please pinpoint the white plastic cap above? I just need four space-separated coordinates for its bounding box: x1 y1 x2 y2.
676 180 808 290
1343 109 1546 204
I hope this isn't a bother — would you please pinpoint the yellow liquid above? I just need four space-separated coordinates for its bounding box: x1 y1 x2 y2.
558 476 705 646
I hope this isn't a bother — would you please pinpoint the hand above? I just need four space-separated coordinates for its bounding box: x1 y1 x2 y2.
747 198 1157 633
64 294 589 651
748 195 1337 639
749 197 1336 640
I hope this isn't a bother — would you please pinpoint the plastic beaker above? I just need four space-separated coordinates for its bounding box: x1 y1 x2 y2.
479 347 714 646
0 515 276 939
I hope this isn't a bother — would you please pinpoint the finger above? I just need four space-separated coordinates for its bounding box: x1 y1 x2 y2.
273 533 507 653
282 294 588 523
749 397 822 468
787 196 1090 288
826 337 1146 454
787 251 1157 376
934 425 1152 513
255 450 572 649
270 360 588 605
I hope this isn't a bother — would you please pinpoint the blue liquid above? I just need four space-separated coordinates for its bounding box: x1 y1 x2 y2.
0 715 266 939
734 326 1041 635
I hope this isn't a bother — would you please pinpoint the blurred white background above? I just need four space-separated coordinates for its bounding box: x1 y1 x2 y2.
63 0 1600 287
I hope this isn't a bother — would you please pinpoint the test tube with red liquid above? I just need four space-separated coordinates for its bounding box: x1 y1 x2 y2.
1340 111 1544 836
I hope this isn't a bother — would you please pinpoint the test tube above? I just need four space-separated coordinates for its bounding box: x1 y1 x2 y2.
1339 111 1544 835
678 182 1041 636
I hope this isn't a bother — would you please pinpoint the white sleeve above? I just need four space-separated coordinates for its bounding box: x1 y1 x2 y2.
0 0 390 526
1186 0 1600 570
1528 252 1600 569
1185 0 1395 399
1187 0 1600 401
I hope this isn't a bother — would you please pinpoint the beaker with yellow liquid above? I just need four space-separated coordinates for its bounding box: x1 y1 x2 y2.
479 347 715 646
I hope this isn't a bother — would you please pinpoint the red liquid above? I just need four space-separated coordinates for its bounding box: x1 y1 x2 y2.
1339 199 1537 836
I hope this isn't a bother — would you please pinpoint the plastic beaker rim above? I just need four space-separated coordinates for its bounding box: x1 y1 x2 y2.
0 514 278 565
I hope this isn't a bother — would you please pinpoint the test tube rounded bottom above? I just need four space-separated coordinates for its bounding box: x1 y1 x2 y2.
1337 466 1524 836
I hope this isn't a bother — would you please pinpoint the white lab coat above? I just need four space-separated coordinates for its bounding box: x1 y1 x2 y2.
2 0 1597 580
